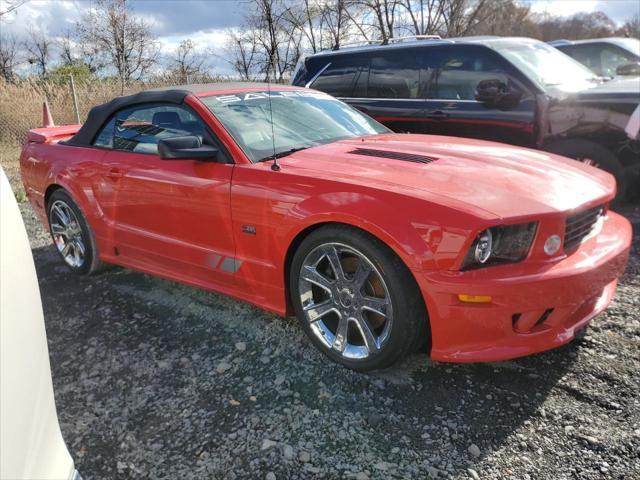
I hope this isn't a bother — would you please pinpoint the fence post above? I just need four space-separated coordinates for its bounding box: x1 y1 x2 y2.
69 74 81 124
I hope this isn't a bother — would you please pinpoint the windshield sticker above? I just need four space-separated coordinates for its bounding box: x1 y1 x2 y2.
213 91 328 104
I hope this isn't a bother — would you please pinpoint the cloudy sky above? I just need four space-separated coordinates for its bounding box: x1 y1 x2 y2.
1 0 638 75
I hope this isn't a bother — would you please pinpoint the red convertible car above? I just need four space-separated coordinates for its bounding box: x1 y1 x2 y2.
21 83 631 371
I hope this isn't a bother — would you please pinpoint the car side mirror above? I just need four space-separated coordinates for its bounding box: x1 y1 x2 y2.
616 62 640 76
475 79 522 110
158 136 219 161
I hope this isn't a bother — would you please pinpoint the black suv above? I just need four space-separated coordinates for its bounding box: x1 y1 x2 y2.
292 36 640 201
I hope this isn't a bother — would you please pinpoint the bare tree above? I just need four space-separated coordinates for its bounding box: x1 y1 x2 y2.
169 39 206 82
76 0 159 91
284 0 321 53
321 0 351 49
618 13 640 38
0 33 20 82
466 0 538 37
441 0 492 37
24 28 52 76
400 0 445 35
58 29 75 66
353 0 400 43
0 0 28 18
227 29 260 80
284 0 352 52
243 0 303 81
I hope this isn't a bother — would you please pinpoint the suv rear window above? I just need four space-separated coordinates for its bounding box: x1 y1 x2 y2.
310 56 366 97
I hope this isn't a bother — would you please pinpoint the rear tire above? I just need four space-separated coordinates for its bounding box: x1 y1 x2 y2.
290 224 428 371
545 139 627 204
47 190 103 275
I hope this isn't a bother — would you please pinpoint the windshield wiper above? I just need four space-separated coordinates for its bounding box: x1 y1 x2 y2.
258 147 310 163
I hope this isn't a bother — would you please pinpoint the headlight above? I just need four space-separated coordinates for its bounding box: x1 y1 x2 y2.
461 222 538 270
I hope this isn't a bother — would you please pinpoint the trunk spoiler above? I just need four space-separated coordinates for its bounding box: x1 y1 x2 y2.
27 125 81 144
27 101 81 144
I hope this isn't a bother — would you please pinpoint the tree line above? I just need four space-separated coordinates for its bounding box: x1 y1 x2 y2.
1 0 638 85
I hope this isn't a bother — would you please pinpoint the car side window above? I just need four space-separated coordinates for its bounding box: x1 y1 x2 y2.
568 43 636 77
93 117 116 148
93 104 207 155
367 50 425 99
428 48 509 101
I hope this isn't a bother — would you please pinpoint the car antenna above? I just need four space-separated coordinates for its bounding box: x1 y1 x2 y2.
267 71 280 172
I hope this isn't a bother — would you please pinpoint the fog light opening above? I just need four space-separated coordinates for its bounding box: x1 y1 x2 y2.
544 234 562 256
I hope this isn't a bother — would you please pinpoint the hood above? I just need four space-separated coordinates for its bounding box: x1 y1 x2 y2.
578 77 640 98
550 77 640 103
280 134 615 220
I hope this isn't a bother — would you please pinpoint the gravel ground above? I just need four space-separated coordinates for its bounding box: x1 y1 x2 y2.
3 159 640 480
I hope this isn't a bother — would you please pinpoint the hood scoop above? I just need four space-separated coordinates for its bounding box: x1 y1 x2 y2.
348 147 437 164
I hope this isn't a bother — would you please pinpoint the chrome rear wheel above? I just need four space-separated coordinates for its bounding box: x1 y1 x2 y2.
298 242 393 361
48 199 86 268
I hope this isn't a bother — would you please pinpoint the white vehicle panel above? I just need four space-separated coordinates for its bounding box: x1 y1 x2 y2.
0 168 77 480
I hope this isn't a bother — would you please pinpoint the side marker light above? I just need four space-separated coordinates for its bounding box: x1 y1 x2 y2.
458 294 492 304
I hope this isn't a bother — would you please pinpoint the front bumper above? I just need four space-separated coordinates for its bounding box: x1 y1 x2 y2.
419 211 632 363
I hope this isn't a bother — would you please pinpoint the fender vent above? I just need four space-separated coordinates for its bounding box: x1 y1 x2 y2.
348 148 437 164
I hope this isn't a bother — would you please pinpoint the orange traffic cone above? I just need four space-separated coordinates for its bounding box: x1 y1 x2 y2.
42 100 55 128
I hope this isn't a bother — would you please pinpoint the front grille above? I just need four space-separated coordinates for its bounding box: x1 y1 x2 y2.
564 205 604 251
348 148 437 164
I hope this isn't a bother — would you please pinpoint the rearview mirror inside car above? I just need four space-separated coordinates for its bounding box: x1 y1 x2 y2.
158 136 219 161
616 62 640 76
475 79 522 110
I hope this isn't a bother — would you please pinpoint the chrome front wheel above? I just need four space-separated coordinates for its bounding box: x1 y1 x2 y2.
291 226 428 371
298 242 394 361
49 199 86 268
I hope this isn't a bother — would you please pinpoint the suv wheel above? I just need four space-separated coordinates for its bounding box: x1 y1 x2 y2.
545 139 627 204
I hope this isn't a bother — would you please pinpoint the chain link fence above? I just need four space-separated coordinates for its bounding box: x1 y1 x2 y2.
0 73 233 154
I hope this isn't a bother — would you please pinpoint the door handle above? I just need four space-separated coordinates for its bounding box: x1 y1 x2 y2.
107 168 124 179
425 110 450 120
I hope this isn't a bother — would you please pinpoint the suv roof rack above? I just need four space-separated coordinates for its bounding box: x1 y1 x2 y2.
332 40 381 51
331 34 445 51
387 35 442 43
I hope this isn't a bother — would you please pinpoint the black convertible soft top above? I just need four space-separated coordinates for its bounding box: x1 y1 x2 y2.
64 82 273 147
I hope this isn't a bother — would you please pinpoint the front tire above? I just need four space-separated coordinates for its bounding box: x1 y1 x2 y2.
47 190 103 275
290 225 428 371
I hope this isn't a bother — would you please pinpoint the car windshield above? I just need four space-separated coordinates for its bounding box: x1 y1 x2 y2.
492 40 599 92
202 90 389 162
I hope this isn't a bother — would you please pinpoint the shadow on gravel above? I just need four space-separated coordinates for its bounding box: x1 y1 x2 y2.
32 232 631 479
382 346 577 461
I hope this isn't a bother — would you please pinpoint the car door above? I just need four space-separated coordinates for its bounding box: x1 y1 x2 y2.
93 103 236 285
422 45 537 147
346 48 430 133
